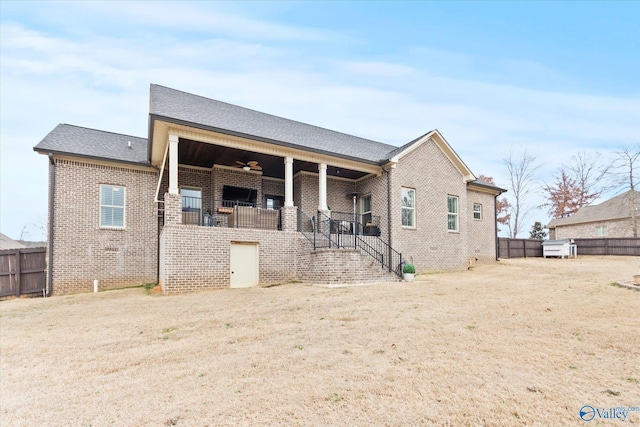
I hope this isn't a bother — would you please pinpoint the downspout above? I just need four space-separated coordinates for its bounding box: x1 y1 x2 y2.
383 166 393 272
46 153 55 296
494 193 499 261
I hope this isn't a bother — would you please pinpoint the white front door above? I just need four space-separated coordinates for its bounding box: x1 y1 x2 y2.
230 243 259 288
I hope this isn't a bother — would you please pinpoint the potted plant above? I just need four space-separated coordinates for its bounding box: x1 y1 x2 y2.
403 263 416 282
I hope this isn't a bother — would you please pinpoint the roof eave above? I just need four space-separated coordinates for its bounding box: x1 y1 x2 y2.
149 114 384 167
34 147 152 168
467 181 507 195
389 129 476 182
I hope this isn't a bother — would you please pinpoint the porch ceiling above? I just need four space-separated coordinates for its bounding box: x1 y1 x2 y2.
179 138 369 180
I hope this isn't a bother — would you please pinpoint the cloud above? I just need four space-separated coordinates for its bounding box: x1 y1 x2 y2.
1 3 639 239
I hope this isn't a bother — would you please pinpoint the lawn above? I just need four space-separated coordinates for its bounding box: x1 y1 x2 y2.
1 256 639 426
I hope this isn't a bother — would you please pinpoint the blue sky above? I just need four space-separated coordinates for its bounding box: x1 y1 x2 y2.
1 1 639 240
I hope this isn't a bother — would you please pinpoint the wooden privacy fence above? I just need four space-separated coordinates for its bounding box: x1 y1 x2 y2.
498 238 543 259
572 238 640 256
499 237 640 258
0 248 46 298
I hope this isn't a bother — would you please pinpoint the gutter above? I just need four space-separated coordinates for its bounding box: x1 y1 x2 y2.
494 193 500 261
33 148 150 169
46 153 55 296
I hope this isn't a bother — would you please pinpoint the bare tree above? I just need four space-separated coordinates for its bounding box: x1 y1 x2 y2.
502 149 540 238
609 143 640 237
541 151 613 219
567 151 613 207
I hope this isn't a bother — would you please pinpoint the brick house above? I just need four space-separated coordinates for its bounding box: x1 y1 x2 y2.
547 190 640 239
34 84 504 295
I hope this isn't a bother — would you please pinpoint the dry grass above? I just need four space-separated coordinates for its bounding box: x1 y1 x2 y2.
1 256 639 426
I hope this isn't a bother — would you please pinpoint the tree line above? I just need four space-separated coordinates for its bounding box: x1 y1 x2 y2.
482 143 639 239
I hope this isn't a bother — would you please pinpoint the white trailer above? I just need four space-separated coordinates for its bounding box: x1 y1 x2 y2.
542 239 577 259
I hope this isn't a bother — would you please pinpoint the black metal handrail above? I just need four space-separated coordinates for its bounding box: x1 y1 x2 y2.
313 210 403 277
329 211 381 236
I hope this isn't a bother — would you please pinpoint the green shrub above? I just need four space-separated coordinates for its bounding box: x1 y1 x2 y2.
403 263 416 274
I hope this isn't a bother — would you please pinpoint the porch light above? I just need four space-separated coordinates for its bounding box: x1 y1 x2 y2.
243 166 251 171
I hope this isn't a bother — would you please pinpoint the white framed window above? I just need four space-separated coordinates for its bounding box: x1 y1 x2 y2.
401 188 415 228
473 203 482 220
100 184 125 228
361 194 372 225
596 225 608 237
447 195 459 232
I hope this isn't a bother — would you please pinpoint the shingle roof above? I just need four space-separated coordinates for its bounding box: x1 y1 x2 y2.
0 233 27 250
150 84 398 163
33 124 148 165
547 190 640 228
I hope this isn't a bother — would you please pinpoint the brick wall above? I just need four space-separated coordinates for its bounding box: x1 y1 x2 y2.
356 172 389 241
159 225 300 294
213 166 262 205
262 178 285 199
466 190 498 263
391 140 470 271
554 218 634 239
51 159 158 294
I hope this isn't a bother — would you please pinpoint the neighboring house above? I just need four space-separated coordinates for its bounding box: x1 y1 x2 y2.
0 233 27 250
547 190 640 239
34 84 505 295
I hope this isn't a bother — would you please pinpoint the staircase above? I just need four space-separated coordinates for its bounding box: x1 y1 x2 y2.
297 210 404 284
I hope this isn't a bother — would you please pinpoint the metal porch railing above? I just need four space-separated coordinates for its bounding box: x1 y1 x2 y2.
299 210 403 277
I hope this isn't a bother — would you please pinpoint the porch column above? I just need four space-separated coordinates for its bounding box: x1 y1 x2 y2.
318 163 329 212
284 156 294 207
168 134 179 194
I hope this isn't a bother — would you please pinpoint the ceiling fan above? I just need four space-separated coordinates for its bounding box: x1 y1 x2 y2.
235 160 262 171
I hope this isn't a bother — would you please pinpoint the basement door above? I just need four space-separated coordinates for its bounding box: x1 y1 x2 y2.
230 243 259 288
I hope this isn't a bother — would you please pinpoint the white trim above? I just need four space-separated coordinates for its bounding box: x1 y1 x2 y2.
293 170 362 183
168 134 179 194
151 122 382 176
318 163 328 212
284 156 293 207
390 130 476 183
447 195 459 232
52 154 156 172
263 176 285 182
212 164 263 175
99 184 126 229
401 187 416 229
473 203 483 221
177 163 212 172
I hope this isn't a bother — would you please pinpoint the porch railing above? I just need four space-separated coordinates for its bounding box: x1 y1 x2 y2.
302 210 403 277
180 197 282 230
329 211 381 236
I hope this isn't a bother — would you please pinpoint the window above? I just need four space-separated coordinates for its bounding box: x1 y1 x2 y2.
361 194 372 225
473 203 482 220
265 195 284 210
401 188 415 227
596 225 608 237
447 195 459 232
181 187 202 224
100 185 125 228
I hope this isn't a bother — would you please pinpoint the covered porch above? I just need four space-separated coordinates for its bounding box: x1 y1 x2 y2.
153 123 384 233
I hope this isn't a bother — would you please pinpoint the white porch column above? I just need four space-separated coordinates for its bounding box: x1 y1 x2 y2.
318 163 328 211
168 134 179 194
284 156 294 207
